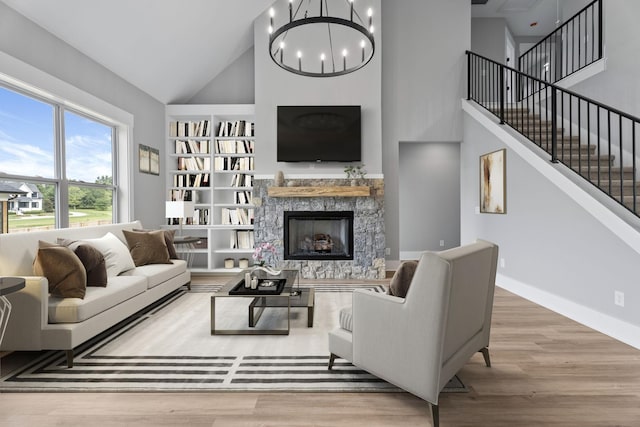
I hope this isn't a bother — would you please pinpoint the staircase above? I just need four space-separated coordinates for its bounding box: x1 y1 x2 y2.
493 106 639 211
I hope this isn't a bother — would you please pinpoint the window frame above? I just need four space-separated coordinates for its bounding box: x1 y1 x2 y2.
0 54 133 229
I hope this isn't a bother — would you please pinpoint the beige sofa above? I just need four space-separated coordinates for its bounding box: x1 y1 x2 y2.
328 240 499 427
0 221 190 367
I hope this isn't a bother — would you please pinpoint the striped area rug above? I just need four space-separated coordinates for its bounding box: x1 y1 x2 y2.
0 284 466 392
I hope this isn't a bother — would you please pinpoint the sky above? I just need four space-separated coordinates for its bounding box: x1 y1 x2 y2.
0 86 113 183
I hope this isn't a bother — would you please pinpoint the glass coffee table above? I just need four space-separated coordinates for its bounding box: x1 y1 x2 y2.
210 268 314 335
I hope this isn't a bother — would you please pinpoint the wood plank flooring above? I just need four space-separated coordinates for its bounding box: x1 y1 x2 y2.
1 276 639 426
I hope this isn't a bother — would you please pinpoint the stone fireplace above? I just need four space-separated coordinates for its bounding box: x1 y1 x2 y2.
253 178 385 279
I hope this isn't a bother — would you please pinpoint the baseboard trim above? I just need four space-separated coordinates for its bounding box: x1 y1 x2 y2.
497 273 640 350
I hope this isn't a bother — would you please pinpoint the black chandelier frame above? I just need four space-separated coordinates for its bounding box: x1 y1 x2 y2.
268 1 375 78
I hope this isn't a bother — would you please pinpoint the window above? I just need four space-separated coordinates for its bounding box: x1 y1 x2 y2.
0 84 118 232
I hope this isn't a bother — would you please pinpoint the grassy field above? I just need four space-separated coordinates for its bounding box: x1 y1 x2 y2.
9 209 113 232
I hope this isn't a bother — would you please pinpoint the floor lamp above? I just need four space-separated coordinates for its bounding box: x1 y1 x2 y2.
165 200 195 236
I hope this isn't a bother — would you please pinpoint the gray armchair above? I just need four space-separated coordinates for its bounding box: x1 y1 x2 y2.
328 240 499 427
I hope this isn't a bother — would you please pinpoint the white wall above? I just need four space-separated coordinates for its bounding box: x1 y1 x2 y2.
399 142 460 258
0 2 166 228
382 0 470 259
253 0 382 176
461 111 640 346
471 18 507 62
189 47 255 104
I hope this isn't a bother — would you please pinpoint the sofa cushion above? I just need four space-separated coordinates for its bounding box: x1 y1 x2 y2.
339 306 353 332
57 239 108 287
388 260 418 298
33 241 87 299
134 228 178 259
122 229 171 266
119 259 187 289
79 232 136 277
48 275 147 323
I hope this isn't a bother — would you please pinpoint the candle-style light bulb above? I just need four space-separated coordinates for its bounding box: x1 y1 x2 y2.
279 41 285 63
367 8 373 32
268 7 274 34
269 7 275 17
297 50 302 71
342 49 348 70
360 39 366 61
320 53 325 73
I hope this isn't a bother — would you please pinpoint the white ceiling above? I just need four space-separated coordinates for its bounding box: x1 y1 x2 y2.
1 0 274 104
2 0 566 104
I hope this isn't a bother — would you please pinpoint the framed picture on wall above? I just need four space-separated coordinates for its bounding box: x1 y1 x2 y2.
139 144 159 175
480 148 506 214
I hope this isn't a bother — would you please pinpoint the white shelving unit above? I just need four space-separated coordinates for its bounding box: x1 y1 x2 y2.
165 104 255 273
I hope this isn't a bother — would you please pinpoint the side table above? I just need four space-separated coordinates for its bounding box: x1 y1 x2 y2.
0 277 25 347
173 236 201 267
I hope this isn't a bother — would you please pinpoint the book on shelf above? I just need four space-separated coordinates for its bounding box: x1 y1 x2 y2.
177 156 207 171
169 189 194 202
229 173 252 188
214 156 253 171
170 120 210 138
234 190 252 205
220 207 254 226
230 230 254 249
217 120 254 138
214 139 254 154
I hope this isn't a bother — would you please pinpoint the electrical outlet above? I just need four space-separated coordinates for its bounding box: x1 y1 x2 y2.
385 247 391 256
614 291 625 307
500 258 506 268
439 240 445 247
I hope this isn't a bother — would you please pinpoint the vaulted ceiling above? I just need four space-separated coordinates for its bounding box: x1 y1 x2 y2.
2 0 563 104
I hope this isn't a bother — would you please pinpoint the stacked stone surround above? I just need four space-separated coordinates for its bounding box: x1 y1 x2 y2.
253 178 385 279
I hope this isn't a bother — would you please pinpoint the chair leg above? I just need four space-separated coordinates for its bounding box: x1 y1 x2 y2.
479 347 491 367
430 403 439 427
328 353 337 370
66 350 74 368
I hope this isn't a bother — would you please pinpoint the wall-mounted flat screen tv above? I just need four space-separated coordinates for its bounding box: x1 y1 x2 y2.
277 105 361 162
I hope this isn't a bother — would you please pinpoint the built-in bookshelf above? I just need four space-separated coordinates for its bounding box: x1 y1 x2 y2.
165 105 255 273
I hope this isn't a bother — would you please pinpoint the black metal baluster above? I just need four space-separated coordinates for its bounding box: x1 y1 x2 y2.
467 52 471 100
591 3 595 62
598 0 603 60
619 115 624 202
578 12 582 69
633 121 637 213
500 63 505 124
597 106 601 187
608 111 612 194
587 101 591 178
569 93 573 168
578 97 582 174
552 87 558 163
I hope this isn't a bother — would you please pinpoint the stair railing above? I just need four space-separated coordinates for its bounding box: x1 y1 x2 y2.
467 50 639 215
519 0 602 85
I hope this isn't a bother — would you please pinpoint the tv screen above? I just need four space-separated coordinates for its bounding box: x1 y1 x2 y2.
277 105 361 162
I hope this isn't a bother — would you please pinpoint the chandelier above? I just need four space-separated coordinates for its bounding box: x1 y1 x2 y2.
268 0 375 77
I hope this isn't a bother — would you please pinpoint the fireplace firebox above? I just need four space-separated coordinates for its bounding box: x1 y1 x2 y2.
284 211 354 260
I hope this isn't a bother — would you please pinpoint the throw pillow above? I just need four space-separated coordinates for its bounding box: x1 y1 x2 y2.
133 228 178 259
57 239 108 287
388 260 418 298
79 232 136 277
122 229 171 267
33 240 87 299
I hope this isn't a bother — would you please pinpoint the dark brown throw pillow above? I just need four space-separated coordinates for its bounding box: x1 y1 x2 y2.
33 240 87 299
57 238 108 287
388 260 418 298
122 229 171 266
133 228 178 259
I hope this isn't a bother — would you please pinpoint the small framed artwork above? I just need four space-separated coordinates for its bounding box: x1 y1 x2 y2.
149 147 160 175
480 148 506 214
139 144 160 175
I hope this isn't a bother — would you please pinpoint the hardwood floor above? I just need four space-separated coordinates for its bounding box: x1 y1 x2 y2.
1 277 639 426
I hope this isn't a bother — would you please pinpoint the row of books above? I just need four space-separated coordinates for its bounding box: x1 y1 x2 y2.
214 139 254 154
217 120 254 137
173 173 210 188
177 156 210 171
189 208 210 225
230 173 253 187
234 190 252 205
214 156 253 171
170 120 211 138
176 140 209 154
170 190 194 202
230 230 255 249
221 208 254 226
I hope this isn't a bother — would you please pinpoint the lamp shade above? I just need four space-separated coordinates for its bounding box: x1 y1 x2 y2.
165 201 195 219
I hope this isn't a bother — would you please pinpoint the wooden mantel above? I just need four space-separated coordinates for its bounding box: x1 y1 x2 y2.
267 186 370 198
